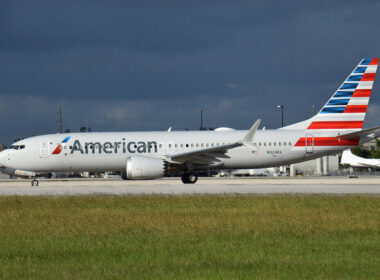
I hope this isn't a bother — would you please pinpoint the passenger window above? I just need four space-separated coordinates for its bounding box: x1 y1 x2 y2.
191 144 194 147
180 144 183 148
279 142 282 146
284 142 286 146
264 143 267 146
206 143 209 147
273 142 276 146
201 143 204 147
186 144 189 148
196 144 199 147
259 143 262 146
175 144 177 148
211 143 214 147
269 143 271 146
169 144 172 148
288 142 292 146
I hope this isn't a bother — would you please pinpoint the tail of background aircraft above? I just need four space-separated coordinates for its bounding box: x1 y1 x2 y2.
283 58 378 131
340 149 358 166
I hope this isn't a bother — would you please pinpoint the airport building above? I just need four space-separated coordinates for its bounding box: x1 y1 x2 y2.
291 155 340 176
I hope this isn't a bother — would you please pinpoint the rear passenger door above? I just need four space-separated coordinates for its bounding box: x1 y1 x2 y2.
305 134 314 154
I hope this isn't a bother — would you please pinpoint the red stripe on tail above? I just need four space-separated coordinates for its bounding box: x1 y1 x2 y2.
370 58 379 65
361 73 376 81
344 105 368 113
352 89 371 97
307 121 363 129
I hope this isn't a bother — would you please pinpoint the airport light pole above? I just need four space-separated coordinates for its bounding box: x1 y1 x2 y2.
277 105 284 127
58 105 63 133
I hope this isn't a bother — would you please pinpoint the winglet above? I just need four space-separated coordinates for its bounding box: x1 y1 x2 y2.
242 119 261 143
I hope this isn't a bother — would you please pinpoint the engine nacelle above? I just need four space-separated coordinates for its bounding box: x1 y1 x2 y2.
125 155 166 180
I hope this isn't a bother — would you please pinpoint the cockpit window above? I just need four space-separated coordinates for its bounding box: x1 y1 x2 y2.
10 145 25 150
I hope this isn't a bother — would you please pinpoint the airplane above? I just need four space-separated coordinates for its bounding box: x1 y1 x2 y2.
0 58 379 186
340 149 380 169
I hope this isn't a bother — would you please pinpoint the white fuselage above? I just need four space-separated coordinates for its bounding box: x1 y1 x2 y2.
0 129 363 173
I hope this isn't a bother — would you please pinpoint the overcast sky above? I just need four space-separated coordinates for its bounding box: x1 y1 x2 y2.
1 0 380 144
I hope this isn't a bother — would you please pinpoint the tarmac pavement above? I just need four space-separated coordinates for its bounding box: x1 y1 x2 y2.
0 176 379 196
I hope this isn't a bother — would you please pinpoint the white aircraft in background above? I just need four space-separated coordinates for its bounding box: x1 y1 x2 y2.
340 149 380 169
0 58 379 186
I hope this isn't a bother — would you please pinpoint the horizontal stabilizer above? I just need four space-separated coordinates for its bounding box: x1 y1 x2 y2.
340 126 380 139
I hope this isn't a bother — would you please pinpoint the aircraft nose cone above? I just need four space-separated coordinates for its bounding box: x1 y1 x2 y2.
0 150 8 167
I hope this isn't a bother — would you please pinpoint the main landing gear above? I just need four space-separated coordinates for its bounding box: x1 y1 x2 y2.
31 179 39 187
181 173 198 184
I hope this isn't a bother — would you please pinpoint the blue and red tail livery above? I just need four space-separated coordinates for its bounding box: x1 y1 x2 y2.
307 58 378 130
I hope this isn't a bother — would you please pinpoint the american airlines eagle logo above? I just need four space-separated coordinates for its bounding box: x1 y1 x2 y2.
52 136 71 155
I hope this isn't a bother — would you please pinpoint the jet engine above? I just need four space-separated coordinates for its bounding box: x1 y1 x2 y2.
124 155 167 180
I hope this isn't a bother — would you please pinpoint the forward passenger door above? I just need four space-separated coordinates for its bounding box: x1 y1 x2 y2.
40 139 50 158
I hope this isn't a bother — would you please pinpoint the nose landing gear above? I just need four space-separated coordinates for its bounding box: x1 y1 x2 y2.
181 173 198 184
31 179 39 187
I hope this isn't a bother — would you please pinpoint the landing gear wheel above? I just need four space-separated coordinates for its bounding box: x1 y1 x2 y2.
181 174 189 184
181 174 198 184
188 174 198 184
31 179 39 187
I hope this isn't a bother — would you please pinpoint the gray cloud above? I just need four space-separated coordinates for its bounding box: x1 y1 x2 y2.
0 0 380 144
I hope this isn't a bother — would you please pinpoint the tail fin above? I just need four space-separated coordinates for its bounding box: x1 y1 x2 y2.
283 58 378 130
340 149 355 165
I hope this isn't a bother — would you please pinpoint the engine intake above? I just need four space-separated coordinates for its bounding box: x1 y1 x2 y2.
125 155 166 180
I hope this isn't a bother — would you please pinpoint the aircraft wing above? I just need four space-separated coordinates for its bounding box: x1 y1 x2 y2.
165 119 261 165
340 126 380 140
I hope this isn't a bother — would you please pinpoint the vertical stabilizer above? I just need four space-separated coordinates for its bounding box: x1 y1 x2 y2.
283 58 378 131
